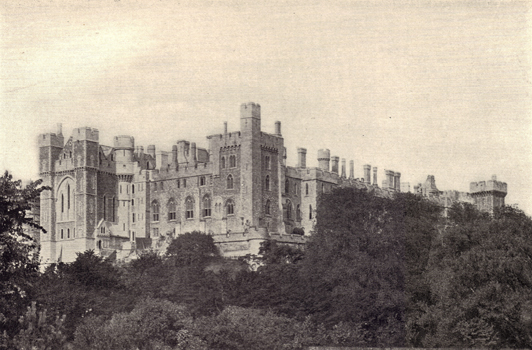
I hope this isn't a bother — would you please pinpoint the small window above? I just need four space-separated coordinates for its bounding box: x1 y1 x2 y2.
296 204 301 221
153 228 159 237
200 176 206 186
177 179 180 188
229 155 236 167
183 179 187 188
227 174 234 189
226 199 235 215
159 182 164 191
67 228 70 239
131 199 134 206
203 195 212 217
61 194 64 213
61 229 64 239
120 185 122 194
186 197 194 219
132 184 135 194
265 175 270 191
306 183 309 195
152 201 160 222
309 204 313 220
265 155 271 170
132 213 136 223
265 200 271 215
286 199 292 220
285 179 289 194
168 200 177 221
221 156 226 169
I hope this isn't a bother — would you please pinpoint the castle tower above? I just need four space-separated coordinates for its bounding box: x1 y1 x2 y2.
114 135 135 240
240 102 263 227
470 175 507 213
318 149 330 171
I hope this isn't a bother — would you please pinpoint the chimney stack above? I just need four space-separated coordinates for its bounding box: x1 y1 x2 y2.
363 164 371 184
297 148 307 168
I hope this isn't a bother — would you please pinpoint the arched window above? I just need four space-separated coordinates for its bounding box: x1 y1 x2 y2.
229 155 236 167
203 195 212 217
309 205 313 219
227 174 234 189
152 201 160 222
265 200 271 215
306 183 309 195
226 199 235 215
265 175 270 191
285 179 289 194
286 199 292 220
221 156 226 169
297 204 301 221
186 197 194 219
168 199 176 221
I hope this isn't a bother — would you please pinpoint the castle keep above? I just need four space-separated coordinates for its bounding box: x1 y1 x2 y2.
38 102 507 264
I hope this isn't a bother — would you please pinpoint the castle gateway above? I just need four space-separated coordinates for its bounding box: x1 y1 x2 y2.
38 102 507 264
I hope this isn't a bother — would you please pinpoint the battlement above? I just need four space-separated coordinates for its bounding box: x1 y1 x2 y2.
240 102 261 120
72 127 99 142
470 175 507 194
114 135 135 149
38 133 64 148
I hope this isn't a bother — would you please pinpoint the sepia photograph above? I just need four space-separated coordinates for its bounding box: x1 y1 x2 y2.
1 0 531 348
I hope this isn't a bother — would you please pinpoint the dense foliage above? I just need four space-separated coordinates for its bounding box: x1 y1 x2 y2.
2 170 531 349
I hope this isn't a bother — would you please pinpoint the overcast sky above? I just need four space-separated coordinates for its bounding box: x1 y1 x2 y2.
1 0 531 213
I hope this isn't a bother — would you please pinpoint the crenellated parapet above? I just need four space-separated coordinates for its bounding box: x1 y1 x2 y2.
470 175 507 194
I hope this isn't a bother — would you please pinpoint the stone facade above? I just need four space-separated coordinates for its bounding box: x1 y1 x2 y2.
37 102 507 264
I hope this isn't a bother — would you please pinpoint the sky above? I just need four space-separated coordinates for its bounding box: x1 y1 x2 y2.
1 0 531 213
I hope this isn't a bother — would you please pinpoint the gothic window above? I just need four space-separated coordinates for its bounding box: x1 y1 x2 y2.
226 199 235 215
152 201 160 222
265 175 270 191
221 156 226 169
203 195 212 218
186 197 194 219
200 176 206 186
265 155 271 170
168 199 177 221
309 204 313 220
285 179 289 194
286 199 292 220
227 174 234 189
306 183 309 195
265 200 271 215
229 155 236 167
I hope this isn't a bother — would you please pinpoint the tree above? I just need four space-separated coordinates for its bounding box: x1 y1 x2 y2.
416 204 532 348
166 231 220 267
0 171 48 340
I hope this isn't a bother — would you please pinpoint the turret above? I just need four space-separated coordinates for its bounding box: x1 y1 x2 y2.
240 102 261 135
275 121 282 136
469 175 507 212
331 156 339 174
341 159 346 178
373 167 378 186
113 135 135 163
317 149 330 171
297 148 307 168
363 164 371 184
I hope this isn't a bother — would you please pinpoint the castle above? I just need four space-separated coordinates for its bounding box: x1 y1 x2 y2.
37 102 507 264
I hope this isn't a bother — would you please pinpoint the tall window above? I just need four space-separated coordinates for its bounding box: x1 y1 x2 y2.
132 184 135 194
67 228 70 239
265 200 271 215
306 183 309 195
103 195 107 220
286 199 292 220
265 175 270 191
227 174 234 189
309 204 313 219
177 179 180 188
132 213 136 223
265 155 271 169
285 179 289 194
61 229 64 239
67 184 70 209
221 156 226 169
203 195 212 217
168 199 177 221
112 198 116 222
229 155 236 167
183 179 187 188
61 194 64 213
186 197 194 219
296 204 301 221
226 199 234 215
152 201 160 222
